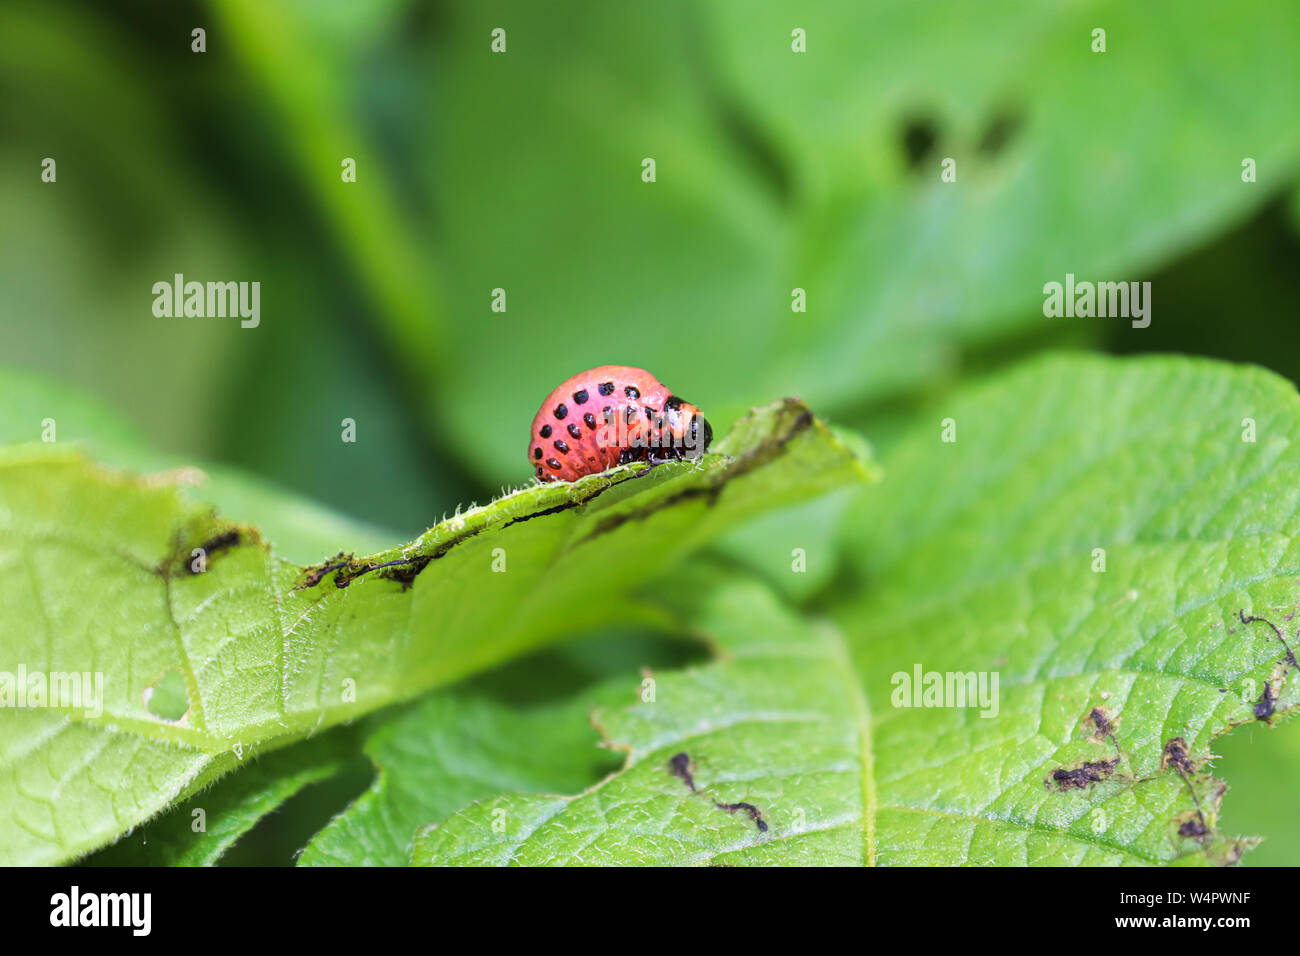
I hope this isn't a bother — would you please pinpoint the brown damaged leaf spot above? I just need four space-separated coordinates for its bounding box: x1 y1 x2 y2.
297 552 435 591
1162 737 1212 844
294 478 623 591
1086 704 1126 759
159 515 262 578
1237 609 1300 668
296 524 482 591
1254 678 1279 722
1055 700 1243 862
1161 736 1198 775
298 551 354 589
714 801 768 833
1046 759 1118 791
1230 609 1300 722
665 751 769 833
1155 741 1250 863
1088 705 1115 739
1047 704 1129 792
667 752 698 793
182 529 241 574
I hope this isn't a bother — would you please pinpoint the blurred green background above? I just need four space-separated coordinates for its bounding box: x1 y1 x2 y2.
4 0 1299 863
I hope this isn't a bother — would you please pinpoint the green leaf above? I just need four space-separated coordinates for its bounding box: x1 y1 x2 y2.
413 576 872 866
298 632 702 867
833 354 1300 864
0 5 252 459
77 630 700 866
0 396 873 864
82 726 360 867
416 356 1300 866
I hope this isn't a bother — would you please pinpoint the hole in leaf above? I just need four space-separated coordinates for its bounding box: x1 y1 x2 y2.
976 108 1023 156
899 116 939 170
145 670 190 721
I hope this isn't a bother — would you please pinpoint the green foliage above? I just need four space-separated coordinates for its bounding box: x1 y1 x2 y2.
86 727 360 867
0 387 872 864
3 0 1300 868
832 354 1300 864
416 0 1300 476
414 577 872 865
417 355 1300 866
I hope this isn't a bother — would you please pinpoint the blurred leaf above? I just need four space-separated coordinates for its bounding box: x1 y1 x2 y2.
708 489 861 604
1 1 464 534
1110 201 1300 397
0 393 872 863
0 2 249 457
211 0 443 389
411 0 1300 478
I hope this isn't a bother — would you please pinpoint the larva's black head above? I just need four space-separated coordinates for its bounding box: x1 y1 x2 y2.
688 414 712 457
659 395 711 459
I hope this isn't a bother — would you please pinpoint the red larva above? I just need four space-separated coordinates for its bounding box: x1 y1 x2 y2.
527 365 712 482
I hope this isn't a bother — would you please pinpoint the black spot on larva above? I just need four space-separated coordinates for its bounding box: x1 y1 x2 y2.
533 447 542 460
598 381 615 396
535 466 543 477
583 412 596 430
546 457 562 470
553 439 569 454
539 424 552 438
567 423 581 440
900 115 938 170
572 389 589 405
624 385 640 400
664 395 683 411
644 407 654 421
554 403 568 420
